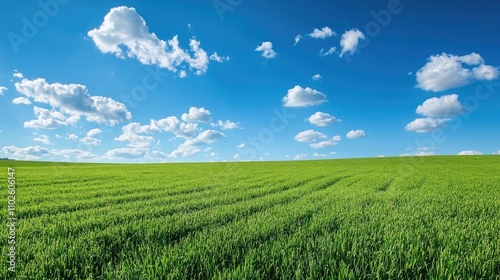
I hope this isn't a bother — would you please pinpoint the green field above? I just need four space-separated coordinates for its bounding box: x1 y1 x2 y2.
1 156 500 279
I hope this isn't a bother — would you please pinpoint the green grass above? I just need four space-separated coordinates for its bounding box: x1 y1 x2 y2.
1 156 499 279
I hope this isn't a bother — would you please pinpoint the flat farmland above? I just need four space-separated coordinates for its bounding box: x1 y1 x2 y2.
1 156 499 279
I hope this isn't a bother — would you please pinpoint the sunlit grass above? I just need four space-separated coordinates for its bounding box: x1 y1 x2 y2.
1 156 499 279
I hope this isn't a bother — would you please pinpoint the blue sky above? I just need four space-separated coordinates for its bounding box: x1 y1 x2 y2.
0 0 499 162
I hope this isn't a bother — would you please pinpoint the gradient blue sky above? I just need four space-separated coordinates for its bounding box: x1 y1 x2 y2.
0 0 499 162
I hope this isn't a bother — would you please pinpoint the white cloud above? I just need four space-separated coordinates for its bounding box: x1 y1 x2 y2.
115 114 203 148
87 128 102 137
178 70 187 78
255 41 277 59
12 97 32 105
313 153 327 157
294 35 302 46
473 64 499 80
308 26 335 39
2 145 50 159
115 123 156 148
68 134 79 141
0 86 8 95
493 150 500 155
33 134 51 145
209 52 229 63
16 78 131 127
52 149 98 160
209 152 217 157
312 74 322 81
148 150 169 159
88 6 212 75
216 120 241 130
308 112 340 127
416 94 465 117
310 136 341 149
294 130 327 143
24 107 78 129
81 137 101 146
405 117 450 133
237 143 246 148
458 150 482 155
13 71 23 78
233 153 240 160
401 147 436 156
294 153 307 160
339 29 365 57
346 129 366 139
282 85 327 107
401 151 435 156
319 47 336 56
416 52 499 92
181 107 212 123
2 144 98 160
105 147 147 159
169 130 225 158
81 128 103 146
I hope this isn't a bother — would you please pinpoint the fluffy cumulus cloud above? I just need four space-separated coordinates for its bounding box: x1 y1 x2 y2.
113 106 234 156
312 74 322 81
2 145 99 160
88 6 220 76
115 117 199 147
458 150 482 155
87 128 102 138
68 134 79 141
24 107 78 129
51 149 98 160
346 130 366 139
416 52 499 92
15 78 131 128
0 86 8 95
216 120 241 130
404 117 450 133
81 128 102 146
416 94 465 117
169 130 226 158
313 153 327 157
294 153 307 160
294 130 327 143
310 136 341 149
12 97 32 105
181 107 212 123
2 145 50 159
307 112 340 127
105 147 147 159
283 85 327 107
33 134 51 145
308 26 335 39
255 41 277 59
209 52 229 63
339 29 365 57
13 71 23 78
